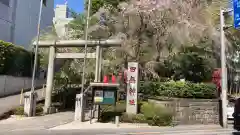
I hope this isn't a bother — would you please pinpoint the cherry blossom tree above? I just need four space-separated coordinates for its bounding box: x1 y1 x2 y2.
37 0 235 81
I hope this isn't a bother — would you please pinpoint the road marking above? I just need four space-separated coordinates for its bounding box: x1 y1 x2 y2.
125 128 234 135
126 132 161 135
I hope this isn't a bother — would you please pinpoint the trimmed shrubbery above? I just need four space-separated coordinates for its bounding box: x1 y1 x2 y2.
99 101 126 122
99 101 174 126
140 102 173 126
120 113 146 123
140 81 217 99
0 40 38 77
120 102 173 126
13 106 24 115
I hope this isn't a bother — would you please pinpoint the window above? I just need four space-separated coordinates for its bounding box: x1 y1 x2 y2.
0 0 10 6
40 0 47 6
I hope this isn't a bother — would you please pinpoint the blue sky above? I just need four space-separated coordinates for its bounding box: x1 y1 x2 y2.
54 0 84 13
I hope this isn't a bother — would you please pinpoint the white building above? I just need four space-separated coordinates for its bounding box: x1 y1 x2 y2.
0 0 54 48
53 4 73 39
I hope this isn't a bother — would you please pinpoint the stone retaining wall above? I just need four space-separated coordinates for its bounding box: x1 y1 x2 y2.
148 98 219 125
0 75 45 97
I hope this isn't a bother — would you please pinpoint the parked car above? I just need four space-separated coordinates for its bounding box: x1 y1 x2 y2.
233 98 240 131
227 104 234 120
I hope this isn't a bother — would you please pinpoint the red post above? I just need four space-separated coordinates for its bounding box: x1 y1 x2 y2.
124 69 127 83
212 68 222 97
103 75 108 83
111 74 116 83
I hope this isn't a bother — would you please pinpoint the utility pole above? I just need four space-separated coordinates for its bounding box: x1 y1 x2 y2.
220 8 228 129
220 8 233 128
23 0 43 117
31 0 44 92
79 0 92 122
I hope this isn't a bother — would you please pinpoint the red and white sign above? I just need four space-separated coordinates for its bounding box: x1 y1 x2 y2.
126 62 139 114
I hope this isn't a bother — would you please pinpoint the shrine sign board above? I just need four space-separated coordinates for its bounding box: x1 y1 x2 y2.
91 83 119 105
126 62 139 114
93 90 116 105
94 90 104 103
103 91 115 104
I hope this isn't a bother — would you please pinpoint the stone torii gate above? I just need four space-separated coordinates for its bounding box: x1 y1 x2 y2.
33 39 121 114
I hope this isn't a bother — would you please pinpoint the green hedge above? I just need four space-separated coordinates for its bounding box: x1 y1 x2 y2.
99 101 126 123
140 102 173 126
0 40 38 77
99 101 174 126
140 81 217 99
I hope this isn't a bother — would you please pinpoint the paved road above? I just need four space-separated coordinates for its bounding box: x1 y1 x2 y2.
0 127 237 135
0 88 45 116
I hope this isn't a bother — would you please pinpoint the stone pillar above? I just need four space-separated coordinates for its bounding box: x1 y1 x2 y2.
126 62 139 114
24 92 37 117
75 94 85 121
98 47 102 81
93 45 101 118
44 46 55 114
95 45 100 82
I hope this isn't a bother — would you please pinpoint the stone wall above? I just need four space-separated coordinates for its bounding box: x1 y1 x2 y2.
148 98 219 125
0 75 46 97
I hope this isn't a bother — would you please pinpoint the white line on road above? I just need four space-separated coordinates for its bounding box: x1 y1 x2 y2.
124 128 235 135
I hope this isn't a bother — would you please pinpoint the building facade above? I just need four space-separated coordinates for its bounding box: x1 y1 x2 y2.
53 4 73 39
0 0 54 48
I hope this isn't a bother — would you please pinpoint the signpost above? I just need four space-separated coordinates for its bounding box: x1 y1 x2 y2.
233 0 240 28
126 62 139 114
90 83 119 123
91 83 119 105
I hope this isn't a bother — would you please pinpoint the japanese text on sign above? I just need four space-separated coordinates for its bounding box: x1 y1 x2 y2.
104 91 114 98
130 67 136 72
129 76 136 83
128 71 137 105
126 62 139 114
129 88 136 96
234 0 240 28
236 0 240 8
129 99 135 105
95 90 103 97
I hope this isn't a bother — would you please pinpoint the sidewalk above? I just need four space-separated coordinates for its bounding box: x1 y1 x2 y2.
0 112 74 133
50 121 235 135
0 111 236 135
0 88 45 119
50 120 227 130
